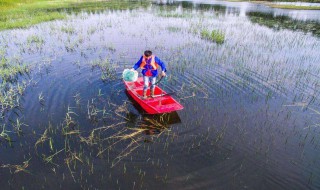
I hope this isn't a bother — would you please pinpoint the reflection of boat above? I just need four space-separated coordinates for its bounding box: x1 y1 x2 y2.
124 111 182 136
124 77 183 114
143 111 181 125
139 112 182 136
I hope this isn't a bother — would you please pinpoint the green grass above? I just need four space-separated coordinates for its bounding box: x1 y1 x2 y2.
0 0 150 31
201 29 225 44
268 4 320 10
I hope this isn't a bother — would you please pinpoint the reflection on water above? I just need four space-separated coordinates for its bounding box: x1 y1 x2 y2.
274 2 320 7
155 0 320 21
141 112 181 135
156 0 320 37
124 92 182 135
247 11 320 37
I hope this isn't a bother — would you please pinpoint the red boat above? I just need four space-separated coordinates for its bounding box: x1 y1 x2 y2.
124 77 184 114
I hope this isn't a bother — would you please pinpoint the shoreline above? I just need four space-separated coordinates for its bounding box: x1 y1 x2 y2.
1 0 320 31
226 0 320 10
252 1 320 10
0 0 149 31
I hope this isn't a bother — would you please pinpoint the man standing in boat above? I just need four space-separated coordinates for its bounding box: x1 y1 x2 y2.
131 50 167 99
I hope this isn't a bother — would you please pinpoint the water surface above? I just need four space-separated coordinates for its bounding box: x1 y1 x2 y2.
0 1 320 189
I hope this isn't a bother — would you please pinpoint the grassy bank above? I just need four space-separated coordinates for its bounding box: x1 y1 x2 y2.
249 1 320 10
251 0 320 3
225 0 320 10
0 0 149 31
267 4 320 9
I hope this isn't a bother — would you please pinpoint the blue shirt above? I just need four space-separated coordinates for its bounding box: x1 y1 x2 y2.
133 56 167 77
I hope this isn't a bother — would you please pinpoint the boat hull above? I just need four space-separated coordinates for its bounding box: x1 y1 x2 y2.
124 77 184 114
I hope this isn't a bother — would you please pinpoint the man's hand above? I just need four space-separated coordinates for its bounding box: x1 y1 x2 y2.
161 71 166 77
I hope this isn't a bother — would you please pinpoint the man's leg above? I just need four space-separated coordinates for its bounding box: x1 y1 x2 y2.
143 76 149 98
150 76 156 97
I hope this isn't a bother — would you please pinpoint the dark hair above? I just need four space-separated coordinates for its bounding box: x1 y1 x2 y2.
144 50 152 57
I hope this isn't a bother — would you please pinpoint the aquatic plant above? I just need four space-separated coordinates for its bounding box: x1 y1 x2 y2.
158 12 193 18
200 29 225 44
0 50 30 128
90 58 117 81
61 26 76 34
34 128 49 152
0 158 31 174
0 55 29 83
62 106 78 136
166 26 182 33
0 124 12 145
12 118 28 135
73 92 81 106
27 35 45 46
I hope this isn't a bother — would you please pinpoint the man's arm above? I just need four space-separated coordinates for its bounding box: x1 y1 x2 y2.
155 56 167 73
155 56 167 76
132 56 143 70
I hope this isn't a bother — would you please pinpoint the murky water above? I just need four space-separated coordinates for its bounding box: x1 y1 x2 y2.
1 1 320 189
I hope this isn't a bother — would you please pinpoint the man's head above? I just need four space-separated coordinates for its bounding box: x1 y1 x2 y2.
144 50 152 58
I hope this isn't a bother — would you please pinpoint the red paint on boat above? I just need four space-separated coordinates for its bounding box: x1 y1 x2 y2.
124 77 184 114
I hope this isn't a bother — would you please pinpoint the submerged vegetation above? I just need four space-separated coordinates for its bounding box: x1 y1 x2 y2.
0 0 149 30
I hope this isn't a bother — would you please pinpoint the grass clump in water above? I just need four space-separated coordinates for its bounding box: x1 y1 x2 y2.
158 12 192 18
166 26 182 33
0 54 29 83
201 29 225 44
0 50 30 138
0 124 12 145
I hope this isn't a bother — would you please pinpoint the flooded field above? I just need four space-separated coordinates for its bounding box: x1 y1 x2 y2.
1 1 320 189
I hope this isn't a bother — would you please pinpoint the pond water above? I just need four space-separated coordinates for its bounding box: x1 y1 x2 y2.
166 0 320 21
274 2 320 7
0 1 320 189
